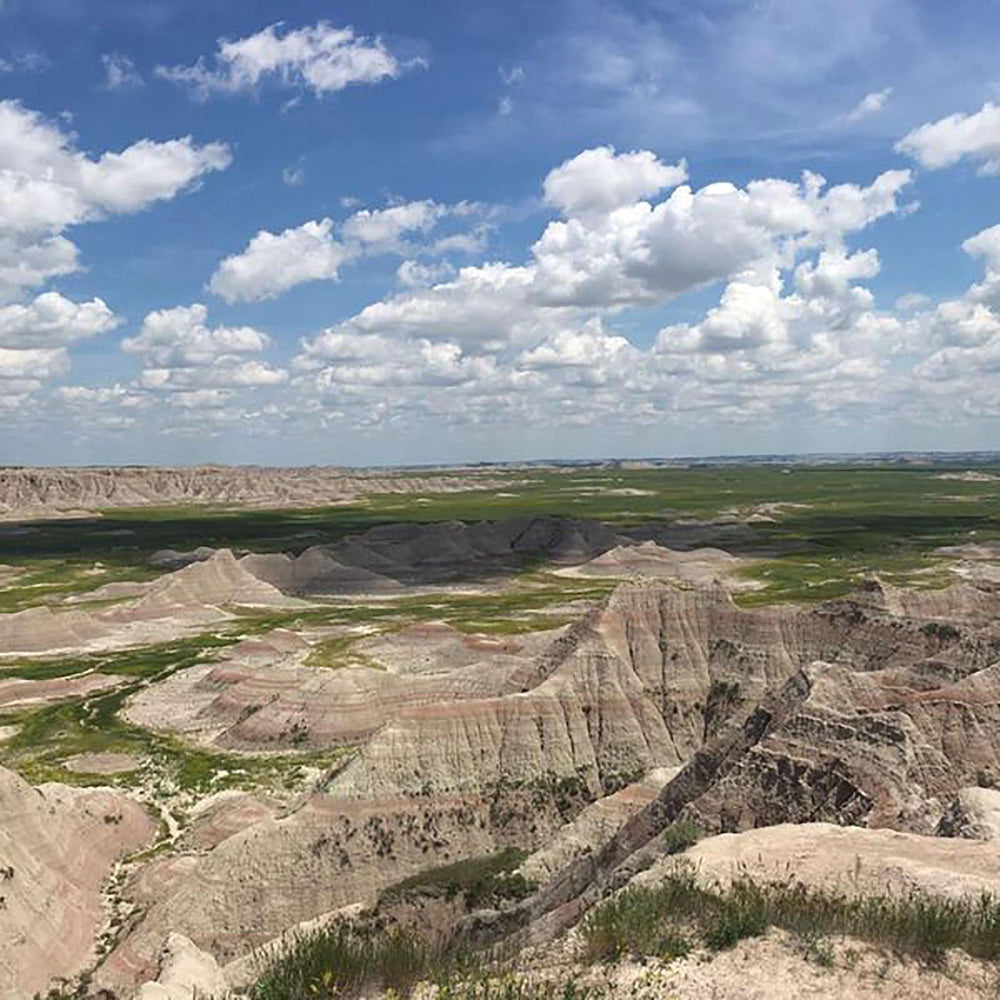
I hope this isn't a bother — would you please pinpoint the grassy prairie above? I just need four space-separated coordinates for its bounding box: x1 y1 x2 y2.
0 464 993 611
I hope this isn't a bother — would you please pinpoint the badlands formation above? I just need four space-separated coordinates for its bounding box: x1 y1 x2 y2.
0 465 505 520
0 473 998 998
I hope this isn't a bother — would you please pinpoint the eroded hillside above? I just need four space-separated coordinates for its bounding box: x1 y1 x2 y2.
0 462 997 999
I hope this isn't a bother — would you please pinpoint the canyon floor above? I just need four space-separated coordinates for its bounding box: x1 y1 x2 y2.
0 459 999 999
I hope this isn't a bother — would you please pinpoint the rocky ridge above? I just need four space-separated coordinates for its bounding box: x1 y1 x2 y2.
89 574 1000 993
0 465 507 520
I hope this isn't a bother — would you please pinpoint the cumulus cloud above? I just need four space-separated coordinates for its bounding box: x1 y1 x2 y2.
0 346 68 382
209 219 351 303
397 259 456 288
0 101 231 226
0 100 230 299
342 200 450 249
847 87 892 122
320 153 911 353
543 146 688 219
286 149 923 437
32 142 997 445
120 304 287 408
0 292 118 348
101 52 144 90
157 21 421 101
962 223 1000 271
123 303 269 367
209 200 485 302
518 321 633 375
896 103 1000 173
300 330 501 390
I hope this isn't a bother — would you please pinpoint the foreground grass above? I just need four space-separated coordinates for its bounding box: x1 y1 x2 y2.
581 865 1000 967
250 860 1000 999
251 849 536 1000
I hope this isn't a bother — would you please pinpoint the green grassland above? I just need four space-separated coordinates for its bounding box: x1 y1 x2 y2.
0 463 996 568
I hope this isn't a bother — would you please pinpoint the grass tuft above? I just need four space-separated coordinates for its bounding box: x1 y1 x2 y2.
581 864 1000 967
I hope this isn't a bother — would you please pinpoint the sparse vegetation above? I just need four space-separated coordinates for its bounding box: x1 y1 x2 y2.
249 922 601 1000
379 847 536 909
249 923 433 1000
581 864 1000 967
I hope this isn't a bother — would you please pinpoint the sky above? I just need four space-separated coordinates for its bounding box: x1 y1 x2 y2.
0 0 999 466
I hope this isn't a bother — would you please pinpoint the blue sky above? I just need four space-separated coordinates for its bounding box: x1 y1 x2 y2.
0 0 998 465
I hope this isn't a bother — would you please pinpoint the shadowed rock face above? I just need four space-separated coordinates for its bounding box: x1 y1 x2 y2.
93 576 1000 992
243 516 626 590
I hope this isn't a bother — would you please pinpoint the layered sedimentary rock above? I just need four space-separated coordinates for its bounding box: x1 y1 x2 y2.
0 767 155 999
0 549 304 659
124 624 563 749
0 605 109 654
0 465 506 520
558 541 756 589
105 549 303 623
98 576 1000 991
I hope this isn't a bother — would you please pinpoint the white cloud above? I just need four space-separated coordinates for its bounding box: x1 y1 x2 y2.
962 223 1000 271
26 139 998 448
120 304 287 408
296 154 913 371
543 146 688 219
208 219 350 303
530 167 911 308
397 259 456 288
123 304 270 367
101 52 144 90
0 346 67 382
847 87 892 122
0 292 118 348
430 229 490 256
0 100 230 299
342 200 449 249
0 235 78 301
303 263 540 352
157 21 420 101
518 321 632 370
210 200 485 303
895 292 932 311
0 101 231 224
896 102 1000 173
